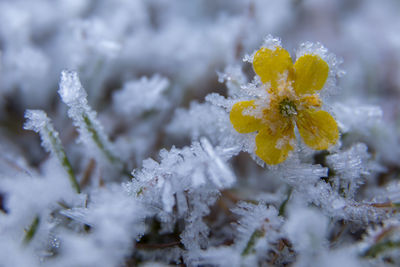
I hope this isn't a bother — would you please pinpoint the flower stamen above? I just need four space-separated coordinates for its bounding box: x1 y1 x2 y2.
279 98 297 117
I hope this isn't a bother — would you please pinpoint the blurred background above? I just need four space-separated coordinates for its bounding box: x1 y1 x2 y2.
0 0 399 168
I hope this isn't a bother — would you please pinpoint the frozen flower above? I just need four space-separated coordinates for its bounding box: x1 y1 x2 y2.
230 45 338 165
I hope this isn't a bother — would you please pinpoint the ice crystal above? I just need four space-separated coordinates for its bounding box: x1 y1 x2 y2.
326 143 374 199
127 138 235 217
59 70 120 167
1 1 400 266
113 75 170 116
24 110 80 193
55 186 147 267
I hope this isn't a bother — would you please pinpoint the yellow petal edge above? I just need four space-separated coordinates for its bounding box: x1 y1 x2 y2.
296 109 338 150
255 125 295 165
230 100 263 134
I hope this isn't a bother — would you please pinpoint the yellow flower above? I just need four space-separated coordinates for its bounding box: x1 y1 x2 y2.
230 46 339 165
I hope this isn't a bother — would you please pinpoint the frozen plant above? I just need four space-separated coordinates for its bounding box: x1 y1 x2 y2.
58 70 125 179
24 109 80 193
0 1 400 266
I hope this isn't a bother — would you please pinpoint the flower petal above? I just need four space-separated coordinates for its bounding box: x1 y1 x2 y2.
294 54 329 95
298 94 322 110
230 100 263 133
253 46 293 89
255 123 295 165
297 109 339 150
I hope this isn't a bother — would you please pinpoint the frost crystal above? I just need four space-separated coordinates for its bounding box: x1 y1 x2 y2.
24 110 55 152
233 202 283 255
167 97 254 159
59 70 88 106
326 143 375 199
129 138 235 214
1 2 400 265
24 109 80 193
333 102 383 133
56 186 146 267
125 138 235 254
113 75 169 116
59 70 119 166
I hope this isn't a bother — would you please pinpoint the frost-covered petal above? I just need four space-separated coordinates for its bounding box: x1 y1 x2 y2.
293 54 329 95
298 94 322 110
297 109 338 150
230 100 263 133
255 123 295 165
253 46 293 89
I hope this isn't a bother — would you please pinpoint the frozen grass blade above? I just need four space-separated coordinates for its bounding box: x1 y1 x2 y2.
363 240 400 258
58 70 121 167
241 229 264 256
24 110 80 193
278 187 292 216
82 113 118 164
23 216 40 245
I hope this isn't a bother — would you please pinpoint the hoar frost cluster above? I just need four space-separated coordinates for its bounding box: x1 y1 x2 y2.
0 1 400 266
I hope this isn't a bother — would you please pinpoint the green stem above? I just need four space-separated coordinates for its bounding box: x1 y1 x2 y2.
23 216 40 245
242 229 264 256
47 128 80 193
82 113 118 164
278 187 292 217
363 240 400 258
82 113 132 177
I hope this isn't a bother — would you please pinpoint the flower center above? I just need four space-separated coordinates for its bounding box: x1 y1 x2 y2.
279 98 297 117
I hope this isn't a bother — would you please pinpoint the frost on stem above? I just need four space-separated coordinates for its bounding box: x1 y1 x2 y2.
189 203 285 267
130 138 235 214
126 138 236 252
326 143 375 199
167 96 252 158
57 186 147 267
232 202 283 258
360 220 400 262
24 109 80 193
58 70 119 166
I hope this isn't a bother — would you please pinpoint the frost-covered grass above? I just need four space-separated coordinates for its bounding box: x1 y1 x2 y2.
1 0 400 266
